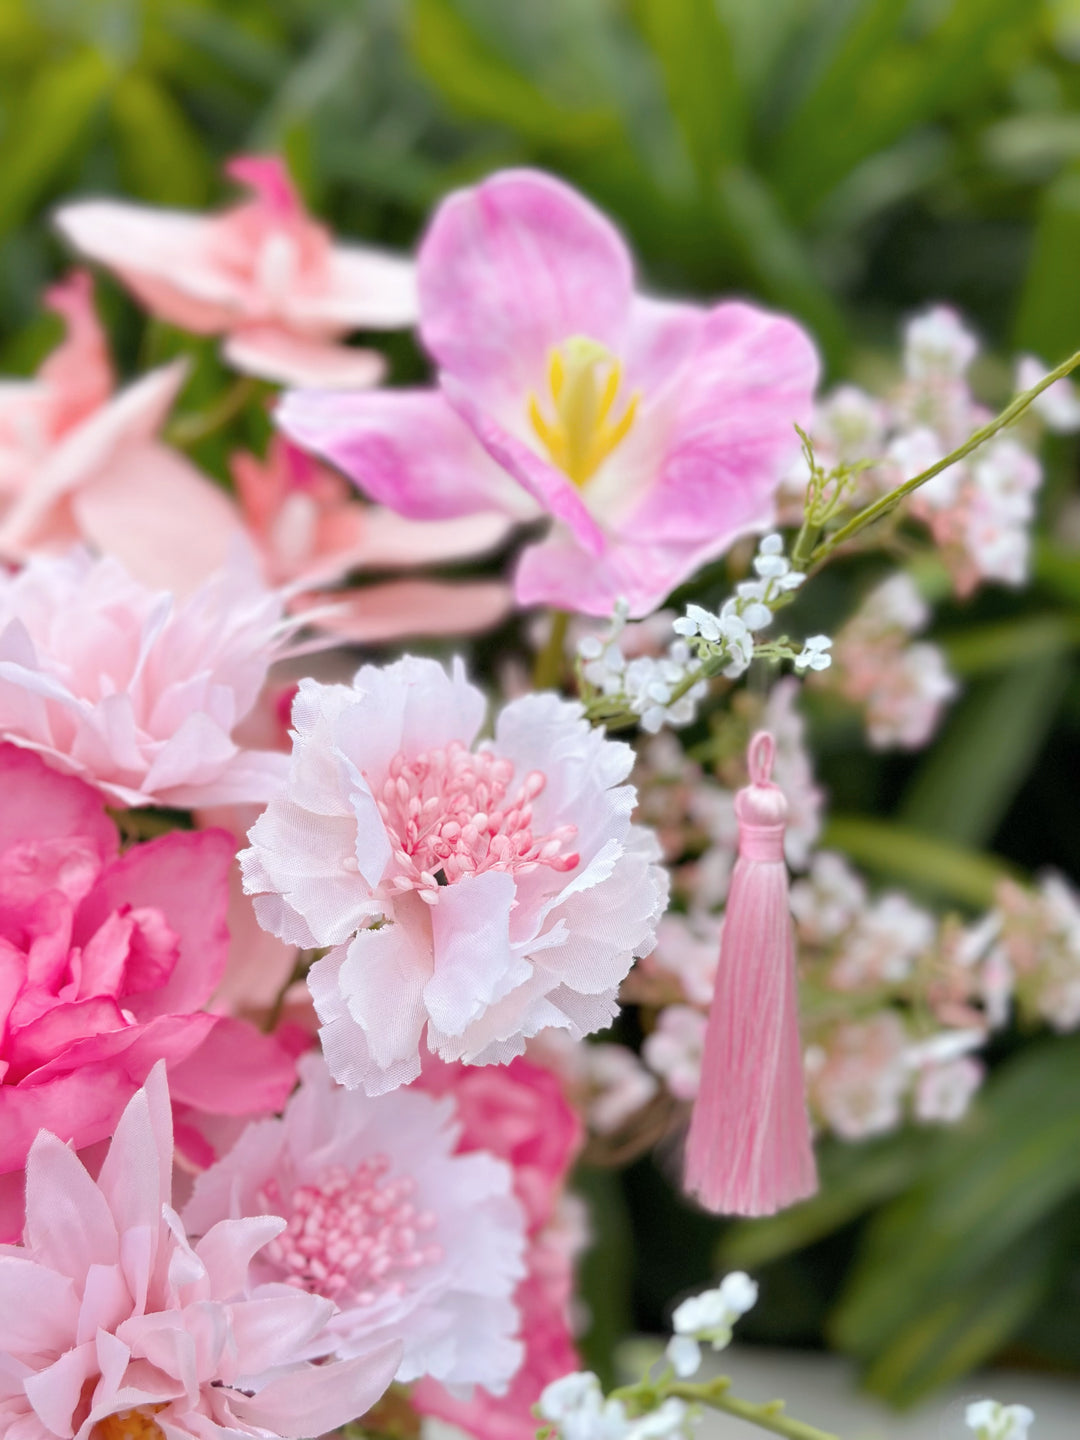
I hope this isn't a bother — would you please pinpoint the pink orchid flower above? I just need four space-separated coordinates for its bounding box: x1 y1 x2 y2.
279 169 819 617
56 155 417 389
232 434 513 641
0 272 243 595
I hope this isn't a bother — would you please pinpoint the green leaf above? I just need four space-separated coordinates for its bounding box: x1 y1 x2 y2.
572 1166 634 1388
939 614 1080 675
0 46 113 239
721 1128 939 1271
831 1036 1080 1377
770 0 1038 220
859 1223 1063 1407
111 71 213 205
899 651 1069 848
1015 164 1080 361
632 0 745 184
408 0 620 151
821 815 1015 909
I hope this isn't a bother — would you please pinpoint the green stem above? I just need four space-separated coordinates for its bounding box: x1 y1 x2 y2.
166 375 260 447
533 611 570 690
669 1379 840 1440
610 1376 840 1440
810 346 1080 565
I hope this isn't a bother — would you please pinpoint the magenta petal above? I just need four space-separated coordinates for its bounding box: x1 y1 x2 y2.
166 1015 297 1117
418 169 633 409
444 377 605 558
0 741 115 858
619 301 820 546
72 829 234 1018
276 387 524 521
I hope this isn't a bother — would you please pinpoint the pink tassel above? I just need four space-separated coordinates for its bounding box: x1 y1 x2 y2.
684 730 818 1216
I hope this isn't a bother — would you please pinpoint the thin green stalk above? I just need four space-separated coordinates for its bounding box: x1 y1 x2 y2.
166 375 259 447
609 1376 840 1440
810 346 1080 565
533 611 570 690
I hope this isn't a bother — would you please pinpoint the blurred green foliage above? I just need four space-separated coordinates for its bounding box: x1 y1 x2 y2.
2 0 1080 1408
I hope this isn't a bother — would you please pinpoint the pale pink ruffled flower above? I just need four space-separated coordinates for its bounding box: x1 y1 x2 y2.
0 548 294 807
0 1064 401 1440
0 272 244 594
412 1056 586 1440
56 155 417 388
184 1052 526 1388
279 168 818 617
232 434 512 642
645 912 721 1007
242 656 668 1094
0 742 296 1240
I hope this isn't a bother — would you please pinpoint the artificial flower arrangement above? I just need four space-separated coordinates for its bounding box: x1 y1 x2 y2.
1 156 1075 1440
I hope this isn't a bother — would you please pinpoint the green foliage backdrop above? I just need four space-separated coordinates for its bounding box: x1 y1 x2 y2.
2 0 1079 1407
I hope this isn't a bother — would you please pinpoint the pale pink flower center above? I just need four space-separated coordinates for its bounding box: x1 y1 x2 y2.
261 1158 442 1304
375 742 579 899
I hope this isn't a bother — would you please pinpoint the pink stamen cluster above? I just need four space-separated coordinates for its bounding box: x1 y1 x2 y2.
261 1158 442 1305
374 742 580 900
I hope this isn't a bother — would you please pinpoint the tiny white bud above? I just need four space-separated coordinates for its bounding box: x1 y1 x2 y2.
666 1335 702 1378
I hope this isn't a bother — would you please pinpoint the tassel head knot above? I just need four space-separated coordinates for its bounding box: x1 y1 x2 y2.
735 730 787 857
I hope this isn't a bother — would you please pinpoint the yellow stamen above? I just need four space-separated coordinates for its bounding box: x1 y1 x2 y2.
93 1408 167 1440
527 335 639 487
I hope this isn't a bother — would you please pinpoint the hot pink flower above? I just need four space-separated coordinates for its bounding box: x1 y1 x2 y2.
241 656 667 1094
184 1052 527 1389
57 155 417 388
0 1063 402 1440
413 1057 585 1440
0 549 293 808
232 434 512 642
0 272 243 594
0 743 295 1241
279 168 818 617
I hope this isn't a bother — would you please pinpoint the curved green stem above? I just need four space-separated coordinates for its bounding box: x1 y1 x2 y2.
810 346 1080 566
166 375 260 447
609 1374 840 1440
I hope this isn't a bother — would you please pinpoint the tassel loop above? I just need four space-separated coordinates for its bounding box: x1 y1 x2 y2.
684 729 818 1217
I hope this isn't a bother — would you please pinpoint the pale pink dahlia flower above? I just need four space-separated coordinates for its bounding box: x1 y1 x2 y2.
241 656 667 1093
0 1064 401 1440
279 168 818 617
184 1052 527 1388
0 549 293 808
0 742 295 1241
56 155 416 389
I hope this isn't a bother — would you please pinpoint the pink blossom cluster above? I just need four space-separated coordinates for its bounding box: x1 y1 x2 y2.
817 572 958 750
783 306 1075 597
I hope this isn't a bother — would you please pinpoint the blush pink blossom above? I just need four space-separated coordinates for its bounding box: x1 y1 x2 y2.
0 741 295 1241
56 155 417 389
278 168 819 617
0 548 295 808
0 1063 402 1440
413 1056 585 1440
232 434 512 642
241 656 668 1095
184 1052 526 1389
0 272 243 594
